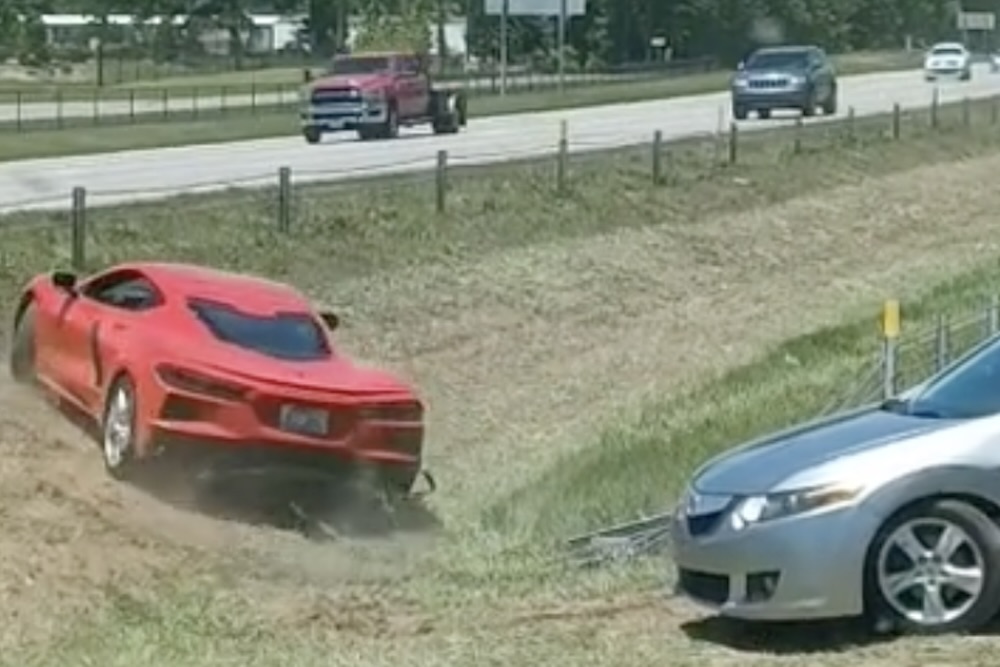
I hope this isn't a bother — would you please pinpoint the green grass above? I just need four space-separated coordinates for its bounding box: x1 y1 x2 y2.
0 49 923 162
2 85 1000 666
484 263 1000 542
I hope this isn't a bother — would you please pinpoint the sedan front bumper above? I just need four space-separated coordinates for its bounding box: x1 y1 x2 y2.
671 499 881 620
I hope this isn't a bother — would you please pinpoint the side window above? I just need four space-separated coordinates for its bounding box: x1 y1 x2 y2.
83 270 162 312
399 56 421 76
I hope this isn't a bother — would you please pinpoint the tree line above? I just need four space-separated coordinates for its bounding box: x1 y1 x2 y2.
0 0 968 73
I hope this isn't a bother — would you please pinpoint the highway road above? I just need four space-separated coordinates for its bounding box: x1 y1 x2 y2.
0 64 997 214
0 70 659 124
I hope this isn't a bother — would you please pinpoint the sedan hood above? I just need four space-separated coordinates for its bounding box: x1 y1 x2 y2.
693 406 961 494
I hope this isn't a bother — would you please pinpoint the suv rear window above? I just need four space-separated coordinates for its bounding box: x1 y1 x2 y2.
189 298 330 361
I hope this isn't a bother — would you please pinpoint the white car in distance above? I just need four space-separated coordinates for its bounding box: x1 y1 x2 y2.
924 42 972 81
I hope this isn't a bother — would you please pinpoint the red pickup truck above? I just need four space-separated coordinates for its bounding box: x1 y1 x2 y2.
300 51 468 144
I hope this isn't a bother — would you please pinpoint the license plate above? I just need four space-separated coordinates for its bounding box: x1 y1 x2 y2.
278 404 329 436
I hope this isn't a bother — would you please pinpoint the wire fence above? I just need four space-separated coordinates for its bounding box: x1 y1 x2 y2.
825 298 1000 415
3 86 995 221
0 57 716 132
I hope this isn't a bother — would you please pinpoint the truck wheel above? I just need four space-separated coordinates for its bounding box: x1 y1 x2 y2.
431 91 463 134
732 104 748 121
303 126 322 144
757 109 771 120
382 105 399 139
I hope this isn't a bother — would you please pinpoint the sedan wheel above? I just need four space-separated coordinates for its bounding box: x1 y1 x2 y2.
868 500 1000 634
102 377 138 479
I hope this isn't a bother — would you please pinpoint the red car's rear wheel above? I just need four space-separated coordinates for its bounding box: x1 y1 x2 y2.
102 375 139 479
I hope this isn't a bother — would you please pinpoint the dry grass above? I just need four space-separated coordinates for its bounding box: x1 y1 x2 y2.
2 92 1000 665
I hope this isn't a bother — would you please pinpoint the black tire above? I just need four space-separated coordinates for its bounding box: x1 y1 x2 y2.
431 91 462 134
382 105 399 139
757 108 771 120
822 88 838 115
732 104 748 121
801 91 816 117
864 499 1000 635
101 374 139 480
9 302 36 384
961 69 972 81
302 126 322 144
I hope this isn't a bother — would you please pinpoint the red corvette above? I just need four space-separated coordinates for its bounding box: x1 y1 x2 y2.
7 262 429 496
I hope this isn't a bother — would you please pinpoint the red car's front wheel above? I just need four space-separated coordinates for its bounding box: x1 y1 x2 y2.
9 302 37 383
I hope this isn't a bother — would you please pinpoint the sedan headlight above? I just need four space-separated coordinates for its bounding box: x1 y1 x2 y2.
788 74 806 86
730 482 862 530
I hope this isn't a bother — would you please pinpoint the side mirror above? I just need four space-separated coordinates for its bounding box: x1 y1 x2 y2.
318 311 339 330
52 270 76 293
736 60 745 70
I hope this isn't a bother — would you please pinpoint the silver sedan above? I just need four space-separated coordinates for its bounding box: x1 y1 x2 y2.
672 333 1000 635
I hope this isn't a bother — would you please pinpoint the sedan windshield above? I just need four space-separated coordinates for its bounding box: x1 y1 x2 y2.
745 50 808 70
931 46 964 56
889 336 1000 419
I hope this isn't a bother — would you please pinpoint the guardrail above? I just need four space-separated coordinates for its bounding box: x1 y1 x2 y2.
0 58 716 131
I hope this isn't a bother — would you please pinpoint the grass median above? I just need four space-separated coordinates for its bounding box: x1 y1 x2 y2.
3 90 1000 666
0 49 921 162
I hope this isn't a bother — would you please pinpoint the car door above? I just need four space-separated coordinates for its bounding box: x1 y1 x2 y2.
395 55 427 118
49 290 106 410
58 271 160 412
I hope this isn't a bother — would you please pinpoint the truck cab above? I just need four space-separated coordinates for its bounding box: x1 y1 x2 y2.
300 51 467 144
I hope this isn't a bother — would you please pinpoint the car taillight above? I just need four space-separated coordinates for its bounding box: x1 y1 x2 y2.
156 365 247 401
359 401 423 422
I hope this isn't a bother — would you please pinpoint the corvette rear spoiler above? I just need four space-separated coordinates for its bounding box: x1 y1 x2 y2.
318 311 340 330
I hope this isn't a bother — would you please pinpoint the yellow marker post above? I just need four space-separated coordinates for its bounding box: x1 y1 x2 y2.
881 299 900 399
882 299 900 339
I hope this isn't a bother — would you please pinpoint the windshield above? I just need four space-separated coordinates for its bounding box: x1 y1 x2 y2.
189 298 330 361
328 56 391 75
931 46 964 56
888 335 1000 419
745 50 809 70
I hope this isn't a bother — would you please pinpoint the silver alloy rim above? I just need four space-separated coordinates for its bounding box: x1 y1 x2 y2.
103 387 133 469
877 517 985 626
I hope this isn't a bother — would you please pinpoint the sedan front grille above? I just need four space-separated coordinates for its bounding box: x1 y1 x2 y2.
678 568 730 605
686 510 726 537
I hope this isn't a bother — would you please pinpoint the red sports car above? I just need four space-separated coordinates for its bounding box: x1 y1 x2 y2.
7 262 429 496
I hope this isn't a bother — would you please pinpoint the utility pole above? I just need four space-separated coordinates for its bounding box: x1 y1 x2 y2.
500 0 508 95
557 0 566 92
